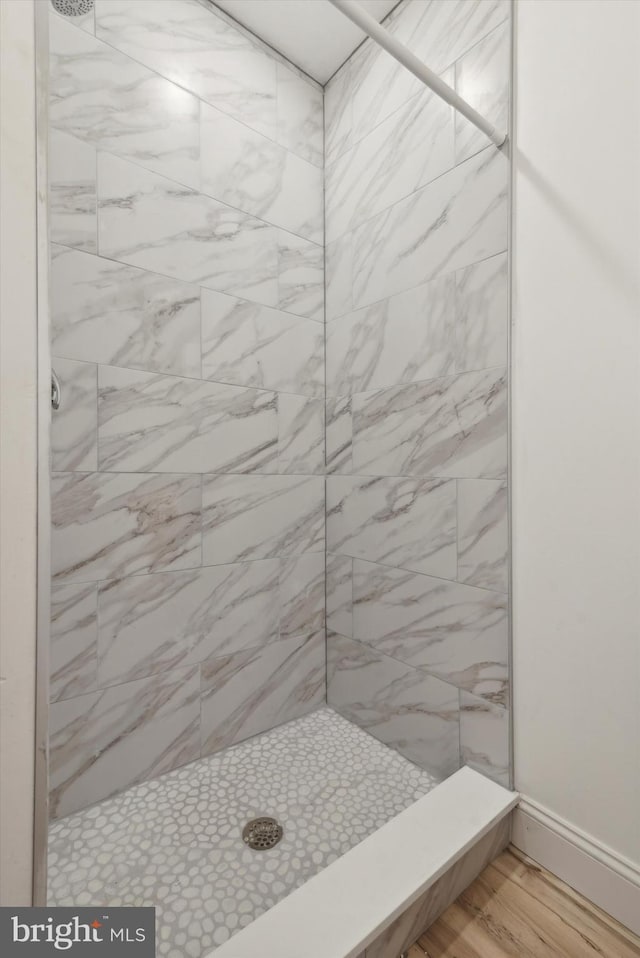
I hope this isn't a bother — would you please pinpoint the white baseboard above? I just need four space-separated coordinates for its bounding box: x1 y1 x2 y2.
512 797 640 937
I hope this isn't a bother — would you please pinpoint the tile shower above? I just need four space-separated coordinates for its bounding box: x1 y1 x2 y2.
46 0 512 951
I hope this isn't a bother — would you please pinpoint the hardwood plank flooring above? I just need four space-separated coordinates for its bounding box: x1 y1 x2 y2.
408 847 640 958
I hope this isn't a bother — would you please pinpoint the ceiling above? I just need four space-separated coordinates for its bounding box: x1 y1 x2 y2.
213 0 399 84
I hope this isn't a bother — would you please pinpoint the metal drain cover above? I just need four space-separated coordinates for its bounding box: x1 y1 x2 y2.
242 817 283 850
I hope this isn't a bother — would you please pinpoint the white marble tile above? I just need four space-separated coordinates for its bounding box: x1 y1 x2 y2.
326 274 456 397
460 691 510 787
95 0 278 138
97 365 278 474
279 553 325 638
353 559 508 705
49 665 200 818
278 395 324 475
349 32 421 147
455 251 508 372
325 233 353 323
200 103 323 243
277 230 324 322
202 474 324 565
97 560 280 688
50 581 97 703
97 151 278 308
50 13 200 189
455 20 510 164
49 129 96 252
327 632 460 778
324 60 353 166
200 632 325 755
352 147 508 309
201 289 323 398
327 477 456 579
352 367 508 479
276 63 323 168
458 479 508 593
325 84 454 245
51 357 98 472
326 554 352 638
51 471 201 582
325 396 353 475
50 245 201 378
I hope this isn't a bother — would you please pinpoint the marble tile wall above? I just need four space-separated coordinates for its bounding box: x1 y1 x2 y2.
325 0 511 786
48 0 325 819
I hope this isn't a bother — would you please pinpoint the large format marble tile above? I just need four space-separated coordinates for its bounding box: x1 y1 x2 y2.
97 365 278 474
98 152 278 308
50 582 98 703
50 14 200 189
201 104 322 243
326 554 353 638
49 664 200 818
325 83 454 245
327 632 460 778
353 559 508 705
49 129 96 252
95 0 278 138
97 560 280 688
52 471 201 582
326 275 456 396
50 245 201 378
277 395 324 475
278 553 325 638
325 396 353 475
324 60 352 166
275 63 323 168
201 290 323 398
352 147 508 308
457 479 508 593
200 632 325 756
454 251 508 373
327 477 456 579
277 231 324 322
460 691 510 787
50 358 98 472
325 233 353 323
455 20 510 164
352 367 507 478
202 475 324 565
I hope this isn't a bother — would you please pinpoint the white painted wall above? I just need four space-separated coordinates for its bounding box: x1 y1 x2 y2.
512 0 640 896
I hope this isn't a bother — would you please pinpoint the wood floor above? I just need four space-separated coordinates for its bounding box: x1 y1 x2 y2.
407 847 640 958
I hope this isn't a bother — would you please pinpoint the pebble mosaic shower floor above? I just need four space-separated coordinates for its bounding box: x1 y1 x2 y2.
48 707 439 956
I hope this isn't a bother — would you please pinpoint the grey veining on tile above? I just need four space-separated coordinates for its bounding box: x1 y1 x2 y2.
95 0 278 138
278 395 324 475
51 358 98 472
98 151 278 308
52 471 201 582
353 559 508 704
325 233 353 323
201 289 323 398
454 251 508 373
202 474 324 565
460 691 509 786
276 63 323 168
352 147 508 308
455 19 510 164
50 245 201 378
50 582 98 703
277 230 324 322
49 664 200 818
326 274 456 397
200 103 323 243
327 632 460 778
327 477 456 578
200 632 325 756
326 396 353 475
279 553 325 638
49 129 97 252
324 59 352 165
352 367 508 479
327 554 353 638
97 560 280 688
50 13 200 189
458 479 508 592
98 365 278 474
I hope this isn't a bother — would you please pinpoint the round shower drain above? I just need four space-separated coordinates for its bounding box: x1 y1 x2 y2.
242 817 283 851
51 0 94 17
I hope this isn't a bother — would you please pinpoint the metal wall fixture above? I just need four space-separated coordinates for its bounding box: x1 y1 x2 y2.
50 0 94 16
328 0 507 148
51 369 61 411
